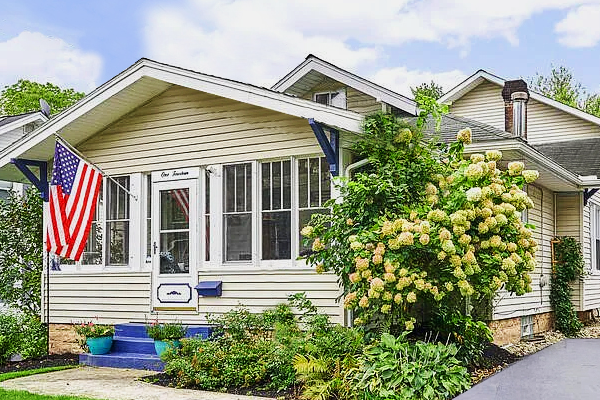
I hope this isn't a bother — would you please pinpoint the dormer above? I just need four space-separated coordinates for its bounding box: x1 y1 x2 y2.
273 55 417 117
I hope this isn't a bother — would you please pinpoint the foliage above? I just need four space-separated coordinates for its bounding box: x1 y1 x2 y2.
0 188 43 315
74 322 114 339
411 81 444 101
0 388 98 400
429 308 493 366
0 365 77 382
164 303 302 391
352 333 471 400
145 321 187 340
0 79 84 116
550 236 584 335
303 111 538 335
529 65 600 117
0 312 47 364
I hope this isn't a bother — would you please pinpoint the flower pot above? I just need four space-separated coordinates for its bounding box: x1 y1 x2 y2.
154 339 181 356
86 336 113 355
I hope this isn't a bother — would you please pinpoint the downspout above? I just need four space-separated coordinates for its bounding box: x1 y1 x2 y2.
342 158 370 327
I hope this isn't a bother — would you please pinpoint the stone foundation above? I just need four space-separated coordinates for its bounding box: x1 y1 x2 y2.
49 324 83 354
489 312 554 345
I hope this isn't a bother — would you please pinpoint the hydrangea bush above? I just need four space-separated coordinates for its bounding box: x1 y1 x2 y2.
303 112 539 333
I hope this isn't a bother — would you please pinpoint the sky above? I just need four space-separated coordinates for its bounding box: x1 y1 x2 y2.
2 0 600 99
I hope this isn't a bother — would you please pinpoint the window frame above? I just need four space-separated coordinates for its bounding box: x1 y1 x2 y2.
591 201 600 272
313 89 346 109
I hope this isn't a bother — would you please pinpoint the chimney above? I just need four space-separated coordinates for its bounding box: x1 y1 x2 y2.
502 80 529 140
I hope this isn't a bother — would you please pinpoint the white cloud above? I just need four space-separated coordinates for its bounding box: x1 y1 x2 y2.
370 68 468 98
555 4 600 47
0 31 102 93
143 0 596 88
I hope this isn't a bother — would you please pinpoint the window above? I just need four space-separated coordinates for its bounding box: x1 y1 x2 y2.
106 177 130 265
205 170 210 261
145 174 152 263
313 90 346 108
81 181 103 265
223 163 252 261
298 157 330 254
261 160 291 260
593 203 600 271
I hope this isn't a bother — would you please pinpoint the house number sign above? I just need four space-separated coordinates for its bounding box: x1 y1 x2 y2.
152 167 200 182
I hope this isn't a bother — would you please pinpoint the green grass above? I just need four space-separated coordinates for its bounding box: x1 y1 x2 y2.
0 366 78 382
0 366 101 400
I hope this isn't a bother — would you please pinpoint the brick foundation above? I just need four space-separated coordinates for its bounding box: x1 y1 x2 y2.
49 324 83 354
488 312 554 345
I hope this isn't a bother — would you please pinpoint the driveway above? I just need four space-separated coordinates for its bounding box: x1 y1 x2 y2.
456 339 600 400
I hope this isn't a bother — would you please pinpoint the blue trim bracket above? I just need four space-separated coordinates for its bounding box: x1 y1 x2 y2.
308 118 339 176
584 188 599 206
10 158 48 201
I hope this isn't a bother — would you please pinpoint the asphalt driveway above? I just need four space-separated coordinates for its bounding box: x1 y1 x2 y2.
456 339 600 400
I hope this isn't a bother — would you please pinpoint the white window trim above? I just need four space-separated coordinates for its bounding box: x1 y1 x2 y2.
591 201 600 273
313 89 347 109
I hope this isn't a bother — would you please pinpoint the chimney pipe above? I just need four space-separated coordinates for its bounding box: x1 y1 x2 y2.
502 80 529 140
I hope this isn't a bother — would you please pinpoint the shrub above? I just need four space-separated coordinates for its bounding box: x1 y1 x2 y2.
164 303 300 392
0 312 21 364
303 111 539 335
18 314 47 360
145 321 187 340
352 333 471 400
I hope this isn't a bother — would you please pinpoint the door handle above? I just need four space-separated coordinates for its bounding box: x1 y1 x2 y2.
153 241 158 254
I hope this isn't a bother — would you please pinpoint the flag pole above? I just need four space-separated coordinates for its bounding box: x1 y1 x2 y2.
52 133 138 201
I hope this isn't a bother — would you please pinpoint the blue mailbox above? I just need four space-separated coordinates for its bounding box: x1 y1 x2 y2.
195 281 223 297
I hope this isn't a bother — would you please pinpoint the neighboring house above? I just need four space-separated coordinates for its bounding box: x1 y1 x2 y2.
440 71 600 343
0 111 48 199
0 56 596 351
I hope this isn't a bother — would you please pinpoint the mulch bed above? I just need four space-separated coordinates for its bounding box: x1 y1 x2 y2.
142 373 300 399
0 354 79 374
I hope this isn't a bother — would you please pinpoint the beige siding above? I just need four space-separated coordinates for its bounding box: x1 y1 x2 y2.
582 192 600 310
449 81 505 130
555 192 584 310
526 99 600 144
79 86 322 176
45 270 342 325
346 87 381 115
493 185 554 319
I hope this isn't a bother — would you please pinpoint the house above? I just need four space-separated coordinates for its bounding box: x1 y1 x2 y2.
440 71 600 343
0 111 48 199
0 55 596 355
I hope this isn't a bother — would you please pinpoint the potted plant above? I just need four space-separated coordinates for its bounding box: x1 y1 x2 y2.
75 322 115 355
145 321 187 356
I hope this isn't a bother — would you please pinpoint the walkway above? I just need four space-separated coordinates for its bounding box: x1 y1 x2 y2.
0 366 272 400
457 338 600 400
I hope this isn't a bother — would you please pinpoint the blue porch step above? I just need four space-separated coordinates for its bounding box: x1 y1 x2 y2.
79 352 164 371
79 323 214 371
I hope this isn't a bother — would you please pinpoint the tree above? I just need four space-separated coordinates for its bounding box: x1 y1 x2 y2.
302 109 538 334
0 188 43 314
411 81 444 101
529 66 600 118
0 79 85 116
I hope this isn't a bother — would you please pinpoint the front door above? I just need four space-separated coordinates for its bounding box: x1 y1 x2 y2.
151 179 198 311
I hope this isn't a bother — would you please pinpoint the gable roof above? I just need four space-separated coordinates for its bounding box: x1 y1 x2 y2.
272 54 417 116
0 111 47 134
0 58 364 182
439 69 600 128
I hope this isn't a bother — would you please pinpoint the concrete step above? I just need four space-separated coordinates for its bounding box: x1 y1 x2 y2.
111 336 155 354
114 323 214 340
79 352 164 371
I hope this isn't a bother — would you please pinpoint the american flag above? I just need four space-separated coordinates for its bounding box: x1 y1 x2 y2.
46 141 103 261
171 188 189 221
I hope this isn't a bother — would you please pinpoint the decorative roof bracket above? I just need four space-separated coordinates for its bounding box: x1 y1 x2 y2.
308 118 339 176
584 188 599 206
10 158 48 201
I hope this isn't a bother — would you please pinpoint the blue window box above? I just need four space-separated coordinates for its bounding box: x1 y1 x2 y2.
195 281 222 297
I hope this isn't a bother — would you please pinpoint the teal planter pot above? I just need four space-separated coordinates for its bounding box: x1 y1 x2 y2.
86 336 113 355
154 339 181 356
